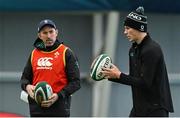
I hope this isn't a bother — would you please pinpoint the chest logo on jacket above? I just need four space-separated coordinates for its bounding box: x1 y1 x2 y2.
54 51 60 58
130 52 134 57
37 57 53 70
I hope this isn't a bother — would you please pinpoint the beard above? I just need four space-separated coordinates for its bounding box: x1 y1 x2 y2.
45 38 54 47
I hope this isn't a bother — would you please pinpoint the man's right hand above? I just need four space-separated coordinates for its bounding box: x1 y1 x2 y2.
101 64 121 79
26 84 35 99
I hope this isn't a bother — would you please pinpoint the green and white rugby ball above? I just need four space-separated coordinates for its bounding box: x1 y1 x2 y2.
90 54 112 81
34 81 53 105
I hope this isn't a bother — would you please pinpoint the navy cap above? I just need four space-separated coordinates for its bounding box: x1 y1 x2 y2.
38 19 56 32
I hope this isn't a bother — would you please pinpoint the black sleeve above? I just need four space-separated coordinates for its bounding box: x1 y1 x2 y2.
109 73 148 89
20 54 33 91
109 46 161 89
57 48 81 98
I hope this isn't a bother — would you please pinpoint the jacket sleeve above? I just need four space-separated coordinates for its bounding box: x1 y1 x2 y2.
20 54 33 91
109 46 161 89
57 48 81 98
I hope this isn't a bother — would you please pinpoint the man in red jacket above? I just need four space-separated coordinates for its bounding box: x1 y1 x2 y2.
20 19 81 117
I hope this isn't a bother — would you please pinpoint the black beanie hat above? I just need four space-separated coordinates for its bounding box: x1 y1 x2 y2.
124 6 147 32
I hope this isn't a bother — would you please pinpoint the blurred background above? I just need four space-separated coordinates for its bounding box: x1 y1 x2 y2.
0 0 180 117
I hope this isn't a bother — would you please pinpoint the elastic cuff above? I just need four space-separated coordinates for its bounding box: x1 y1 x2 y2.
58 90 66 99
120 73 127 79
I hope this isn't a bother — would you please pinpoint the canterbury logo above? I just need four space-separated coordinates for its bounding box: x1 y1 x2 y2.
37 57 53 70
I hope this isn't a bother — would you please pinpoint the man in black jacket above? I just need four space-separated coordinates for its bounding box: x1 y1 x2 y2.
20 19 81 117
102 7 174 117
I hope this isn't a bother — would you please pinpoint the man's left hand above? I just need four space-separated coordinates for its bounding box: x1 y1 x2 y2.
41 93 58 107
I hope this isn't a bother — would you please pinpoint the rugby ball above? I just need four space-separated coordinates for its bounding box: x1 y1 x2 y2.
34 81 53 105
90 54 112 81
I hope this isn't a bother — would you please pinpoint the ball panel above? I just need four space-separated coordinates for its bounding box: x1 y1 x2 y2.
96 57 108 79
90 54 104 78
34 87 46 104
90 54 105 81
46 84 53 99
95 56 112 80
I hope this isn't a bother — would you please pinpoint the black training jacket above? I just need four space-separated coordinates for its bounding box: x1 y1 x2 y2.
109 34 174 116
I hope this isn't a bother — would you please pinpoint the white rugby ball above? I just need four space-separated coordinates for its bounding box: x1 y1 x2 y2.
90 54 112 81
34 81 53 105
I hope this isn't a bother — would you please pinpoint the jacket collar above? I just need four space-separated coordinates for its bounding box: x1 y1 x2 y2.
132 33 151 48
33 38 62 51
138 33 151 47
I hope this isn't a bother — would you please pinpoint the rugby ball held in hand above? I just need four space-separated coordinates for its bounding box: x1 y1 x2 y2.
90 54 112 81
34 81 53 105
